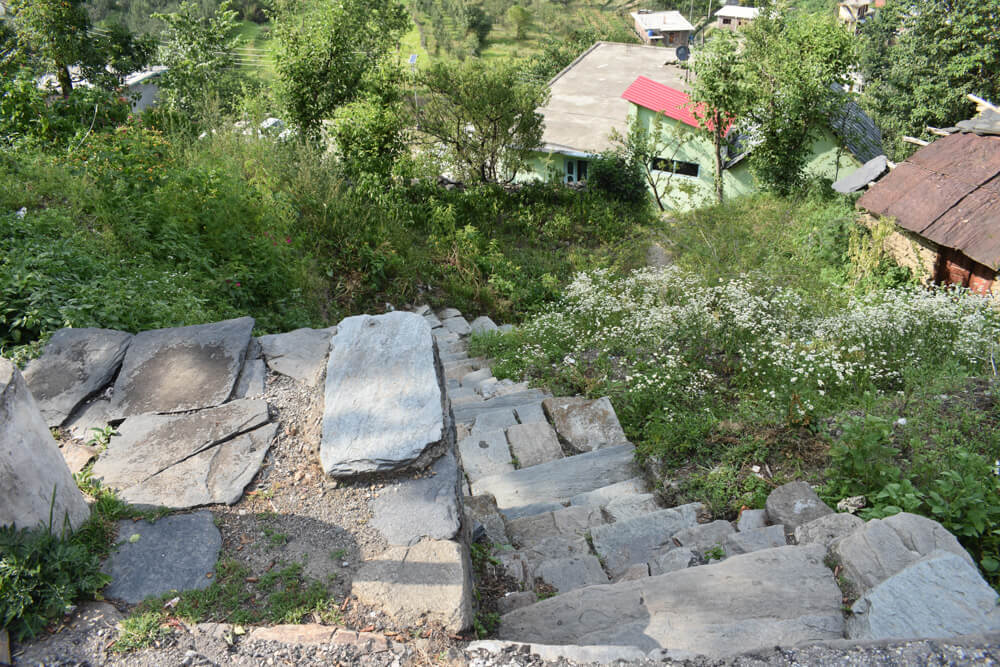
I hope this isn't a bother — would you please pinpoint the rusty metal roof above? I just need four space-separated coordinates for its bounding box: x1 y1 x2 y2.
857 133 1000 270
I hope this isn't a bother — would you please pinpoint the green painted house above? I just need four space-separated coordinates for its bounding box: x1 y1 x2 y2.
520 42 882 212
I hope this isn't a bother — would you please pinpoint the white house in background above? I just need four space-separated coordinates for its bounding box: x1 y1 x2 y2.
36 66 167 112
631 10 694 47
714 5 760 30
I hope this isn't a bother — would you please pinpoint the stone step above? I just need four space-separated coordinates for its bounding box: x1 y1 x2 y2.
452 390 550 425
505 422 563 468
568 477 648 507
589 503 702 579
496 544 844 657
461 367 494 388
457 429 514 483
470 444 638 516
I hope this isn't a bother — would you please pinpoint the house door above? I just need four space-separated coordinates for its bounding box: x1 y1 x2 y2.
564 159 588 183
934 248 995 294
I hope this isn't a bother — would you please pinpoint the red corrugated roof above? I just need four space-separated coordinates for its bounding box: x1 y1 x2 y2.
621 76 731 133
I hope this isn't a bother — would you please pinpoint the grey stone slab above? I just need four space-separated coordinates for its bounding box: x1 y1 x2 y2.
257 326 335 387
619 563 651 581
590 506 700 578
438 308 462 320
413 305 431 317
648 548 697 575
496 591 536 615
109 317 254 418
535 555 608 592
458 429 514 483
118 423 277 509
542 396 629 453
832 518 920 593
847 551 1000 640
102 511 221 604
439 351 470 363
233 357 266 399
0 360 90 532
514 402 547 425
92 399 269 492
452 390 549 424
434 330 461 346
737 509 768 533
463 495 509 545
470 316 498 335
499 552 530 587
445 362 481 382
519 536 592 571
321 312 447 477
442 317 472 336
63 398 114 442
476 377 500 397
884 512 976 569
451 393 484 408
497 545 844 656
604 493 660 523
471 408 518 434
351 539 473 633
507 505 605 548
724 525 787 555
371 450 462 546
59 442 99 476
765 482 833 530
569 478 647 507
471 444 638 514
23 328 132 427
449 386 478 402
795 513 865 548
506 422 563 468
674 520 736 554
499 502 567 521
461 368 493 388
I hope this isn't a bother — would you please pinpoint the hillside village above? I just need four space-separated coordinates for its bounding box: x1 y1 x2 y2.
2 0 1000 664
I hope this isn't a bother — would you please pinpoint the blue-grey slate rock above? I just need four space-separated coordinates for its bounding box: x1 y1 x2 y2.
257 326 336 387
103 511 221 604
724 524 787 555
765 481 832 530
370 449 463 546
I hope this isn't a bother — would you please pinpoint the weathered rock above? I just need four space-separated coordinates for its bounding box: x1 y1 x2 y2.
352 539 473 632
453 390 549 424
590 507 699 578
438 308 462 320
60 442 99 475
321 312 447 476
765 482 832 530
513 402 547 425
471 408 518 434
832 518 919 592
569 478 647 507
507 505 605 548
496 591 537 615
0 360 90 532
499 501 567 521
724 525 787 555
423 312 442 329
542 396 628 453
884 512 976 569
109 317 254 418
795 512 865 548
92 399 269 492
257 327 335 387
22 328 132 426
119 423 277 509
535 555 609 592
471 444 638 514
737 509 768 533
461 368 493 388
442 317 472 336
837 495 867 514
458 429 513 482
847 551 1000 640
506 422 563 468
233 358 266 399
463 495 509 545
648 548 697 575
603 493 659 523
371 450 462 546
469 641 648 663
102 511 221 604
470 316 498 335
497 545 843 655
671 518 735 553
63 397 113 442
619 563 651 581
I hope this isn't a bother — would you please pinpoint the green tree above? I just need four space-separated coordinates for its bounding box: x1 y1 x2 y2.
416 59 548 184
9 0 99 96
273 0 409 137
610 113 697 211
154 1 243 116
859 0 1000 159
506 5 532 40
689 30 743 204
738 7 857 193
330 97 408 180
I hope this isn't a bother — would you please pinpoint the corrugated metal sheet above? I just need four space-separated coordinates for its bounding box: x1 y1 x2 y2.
857 133 1000 270
829 91 884 164
622 76 702 129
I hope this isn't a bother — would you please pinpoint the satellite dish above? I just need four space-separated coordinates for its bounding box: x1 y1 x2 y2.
408 54 418 66
676 45 690 62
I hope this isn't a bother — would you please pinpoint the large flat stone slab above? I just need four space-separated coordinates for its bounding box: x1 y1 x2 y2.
794 513 864 548
506 422 563 468
847 551 1000 640
321 312 447 477
471 444 638 513
590 506 700 578
352 539 473 632
457 429 513 483
0 360 91 531
765 482 832 530
370 450 462 546
542 396 628 453
23 328 132 427
92 399 269 491
507 506 605 548
118 423 277 509
497 545 844 656
257 327 335 387
534 555 608 592
452 390 548 424
569 478 647 507
109 317 254 418
102 511 221 604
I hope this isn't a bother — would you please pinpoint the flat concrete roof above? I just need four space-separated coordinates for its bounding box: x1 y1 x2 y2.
631 11 695 32
539 41 691 155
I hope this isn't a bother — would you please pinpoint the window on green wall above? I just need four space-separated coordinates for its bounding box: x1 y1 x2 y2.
652 158 699 177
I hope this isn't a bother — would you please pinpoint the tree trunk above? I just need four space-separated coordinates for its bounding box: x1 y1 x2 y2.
56 64 73 97
713 129 724 204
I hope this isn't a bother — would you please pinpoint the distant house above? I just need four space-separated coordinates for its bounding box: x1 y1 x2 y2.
714 5 760 31
631 10 694 47
838 0 885 33
36 65 167 112
856 117 1000 296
